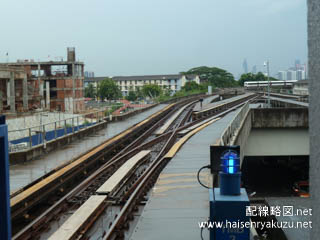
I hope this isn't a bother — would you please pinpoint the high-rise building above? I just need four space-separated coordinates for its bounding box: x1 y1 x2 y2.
278 71 287 80
287 70 297 80
252 65 257 74
295 59 301 70
242 59 248 74
84 71 95 78
302 63 308 78
297 70 306 80
278 60 307 81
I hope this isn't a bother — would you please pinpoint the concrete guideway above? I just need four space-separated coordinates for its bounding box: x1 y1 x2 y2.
48 151 151 240
48 195 107 240
78 95 251 240
9 104 168 193
130 98 309 240
96 150 151 195
10 96 204 238
165 117 221 158
10 102 176 225
194 93 254 113
155 101 196 135
193 95 219 112
11 93 255 239
192 93 256 120
130 110 242 240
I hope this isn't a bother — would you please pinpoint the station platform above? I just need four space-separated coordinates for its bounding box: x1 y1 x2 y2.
9 104 168 193
130 109 241 240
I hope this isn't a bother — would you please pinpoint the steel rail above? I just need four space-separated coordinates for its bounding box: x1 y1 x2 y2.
102 97 257 240
12 98 198 240
13 94 257 239
102 106 195 240
52 101 196 240
11 105 177 238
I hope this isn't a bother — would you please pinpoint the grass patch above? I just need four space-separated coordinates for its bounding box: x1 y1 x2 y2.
104 103 124 116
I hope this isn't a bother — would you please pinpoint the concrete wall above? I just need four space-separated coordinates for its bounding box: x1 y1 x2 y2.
251 108 308 128
227 108 308 164
244 128 309 156
8 104 159 162
9 120 106 164
7 112 81 140
233 111 252 163
308 0 320 238
293 84 309 95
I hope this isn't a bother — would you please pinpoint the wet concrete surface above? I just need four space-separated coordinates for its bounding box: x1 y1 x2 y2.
34 97 238 239
197 93 253 112
194 95 219 111
130 109 241 240
10 104 168 193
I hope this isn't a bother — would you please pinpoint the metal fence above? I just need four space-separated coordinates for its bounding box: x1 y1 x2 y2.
9 110 107 152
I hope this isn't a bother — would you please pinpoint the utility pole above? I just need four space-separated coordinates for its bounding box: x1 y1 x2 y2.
264 60 271 108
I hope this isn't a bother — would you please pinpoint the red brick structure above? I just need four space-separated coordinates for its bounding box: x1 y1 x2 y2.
0 48 84 113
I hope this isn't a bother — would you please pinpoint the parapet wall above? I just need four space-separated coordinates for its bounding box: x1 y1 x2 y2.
251 108 308 128
220 106 309 165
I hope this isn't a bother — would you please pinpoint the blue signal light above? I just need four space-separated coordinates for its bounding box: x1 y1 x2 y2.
228 166 234 174
219 147 241 196
228 158 234 167
221 150 239 174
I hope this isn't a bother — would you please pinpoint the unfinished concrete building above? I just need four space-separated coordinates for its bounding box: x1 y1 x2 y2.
0 48 84 114
0 66 30 112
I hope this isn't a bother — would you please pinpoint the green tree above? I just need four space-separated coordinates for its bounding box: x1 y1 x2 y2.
255 72 267 81
98 78 122 101
182 81 201 91
238 73 256 86
199 82 212 92
142 84 162 98
181 66 238 88
135 87 144 99
126 91 137 101
238 72 278 86
162 85 172 96
84 83 96 98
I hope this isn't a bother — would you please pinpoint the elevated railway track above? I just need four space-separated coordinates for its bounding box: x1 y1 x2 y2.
11 93 258 240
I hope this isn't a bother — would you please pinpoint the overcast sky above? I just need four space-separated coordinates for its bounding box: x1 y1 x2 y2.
0 0 307 78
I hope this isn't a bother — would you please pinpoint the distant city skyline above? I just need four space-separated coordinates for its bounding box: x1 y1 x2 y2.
252 65 257 74
242 59 248 74
277 59 307 80
240 58 307 79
